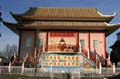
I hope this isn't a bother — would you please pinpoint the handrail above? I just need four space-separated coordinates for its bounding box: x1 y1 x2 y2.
0 66 120 77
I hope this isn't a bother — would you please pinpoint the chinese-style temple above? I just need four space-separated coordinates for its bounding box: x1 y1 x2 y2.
3 7 120 70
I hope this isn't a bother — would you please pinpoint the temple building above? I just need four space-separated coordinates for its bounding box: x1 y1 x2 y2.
3 7 120 70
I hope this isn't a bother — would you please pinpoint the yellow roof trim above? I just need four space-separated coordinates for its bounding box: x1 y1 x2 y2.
104 22 120 26
104 22 110 26
109 23 120 26
97 11 116 17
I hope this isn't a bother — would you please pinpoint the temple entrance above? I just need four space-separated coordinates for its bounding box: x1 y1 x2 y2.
47 32 78 53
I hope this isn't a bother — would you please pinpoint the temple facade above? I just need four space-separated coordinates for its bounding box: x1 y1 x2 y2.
3 7 120 69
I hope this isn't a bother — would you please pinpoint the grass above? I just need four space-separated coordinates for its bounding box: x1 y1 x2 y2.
0 74 105 79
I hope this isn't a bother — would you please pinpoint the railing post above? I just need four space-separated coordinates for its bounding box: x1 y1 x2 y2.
79 42 81 53
8 61 11 73
43 46 45 52
21 61 24 74
113 63 116 73
34 48 37 58
87 48 90 59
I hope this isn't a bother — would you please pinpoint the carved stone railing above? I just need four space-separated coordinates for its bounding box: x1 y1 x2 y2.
0 66 120 78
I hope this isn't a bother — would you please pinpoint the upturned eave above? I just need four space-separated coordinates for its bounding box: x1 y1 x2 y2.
106 24 120 36
2 21 20 35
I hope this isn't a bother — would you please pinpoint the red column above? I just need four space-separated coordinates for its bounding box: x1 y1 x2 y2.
88 32 91 51
76 32 79 52
88 32 91 59
104 33 106 59
45 32 48 51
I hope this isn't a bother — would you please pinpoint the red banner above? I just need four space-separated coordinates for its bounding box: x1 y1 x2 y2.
50 32 75 37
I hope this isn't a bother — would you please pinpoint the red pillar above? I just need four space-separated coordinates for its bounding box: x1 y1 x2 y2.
104 33 106 59
76 32 79 52
88 32 91 59
88 32 91 51
45 32 48 51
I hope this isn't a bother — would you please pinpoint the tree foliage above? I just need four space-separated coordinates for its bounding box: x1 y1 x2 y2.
110 41 120 65
3 44 18 58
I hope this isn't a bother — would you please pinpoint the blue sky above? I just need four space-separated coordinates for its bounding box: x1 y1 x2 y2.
0 0 120 53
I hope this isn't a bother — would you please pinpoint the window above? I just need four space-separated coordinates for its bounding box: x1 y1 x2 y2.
39 39 43 48
26 38 32 47
80 40 85 48
93 40 98 48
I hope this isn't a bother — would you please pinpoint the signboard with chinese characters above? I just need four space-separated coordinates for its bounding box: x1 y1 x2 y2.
40 53 96 69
